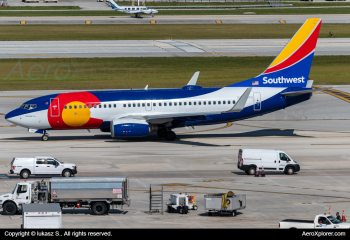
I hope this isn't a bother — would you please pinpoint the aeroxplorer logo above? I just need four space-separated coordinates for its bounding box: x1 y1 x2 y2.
263 76 305 84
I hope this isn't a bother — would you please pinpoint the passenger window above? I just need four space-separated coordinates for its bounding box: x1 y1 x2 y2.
179 102 182 106
164 103 167 106
228 101 231 104
232 100 236 104
89 104 92 108
218 101 221 104
114 104 117 108
79 105 82 109
64 106 67 109
36 159 45 165
99 105 102 108
147 103 150 107
123 104 126 107
189 102 192 105
169 102 172 106
153 103 156 107
128 104 131 107
137 103 140 107
208 101 211 105
213 101 216 105
104 104 107 108
194 102 197 105
184 102 187 106
203 101 206 105
159 103 162 106
174 102 177 106
74 105 77 109
223 101 226 104
142 103 145 107
198 102 201 105
133 104 136 107
109 104 112 108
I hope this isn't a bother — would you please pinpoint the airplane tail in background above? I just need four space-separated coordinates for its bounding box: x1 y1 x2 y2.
231 18 322 88
109 0 120 10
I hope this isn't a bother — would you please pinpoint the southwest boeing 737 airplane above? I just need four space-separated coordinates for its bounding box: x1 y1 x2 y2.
108 0 158 18
6 18 325 141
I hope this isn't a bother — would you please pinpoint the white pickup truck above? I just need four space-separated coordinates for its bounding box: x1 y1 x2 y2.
280 214 350 229
9 156 77 179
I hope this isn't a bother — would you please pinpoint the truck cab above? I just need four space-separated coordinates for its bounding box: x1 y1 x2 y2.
0 181 34 215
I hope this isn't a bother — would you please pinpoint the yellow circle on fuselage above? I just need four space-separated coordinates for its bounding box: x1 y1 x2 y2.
62 101 90 127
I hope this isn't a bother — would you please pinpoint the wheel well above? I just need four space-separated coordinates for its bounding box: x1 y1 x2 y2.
3 200 17 208
20 169 31 174
62 169 72 173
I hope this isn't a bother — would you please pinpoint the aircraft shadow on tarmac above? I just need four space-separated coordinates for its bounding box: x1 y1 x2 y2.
2 129 310 147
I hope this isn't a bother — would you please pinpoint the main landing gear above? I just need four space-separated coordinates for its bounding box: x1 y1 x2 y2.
135 13 142 18
157 128 176 141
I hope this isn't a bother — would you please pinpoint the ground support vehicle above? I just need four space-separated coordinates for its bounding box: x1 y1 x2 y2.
0 177 131 215
279 214 350 229
22 203 62 229
204 193 246 216
166 193 198 214
237 149 300 175
9 156 77 179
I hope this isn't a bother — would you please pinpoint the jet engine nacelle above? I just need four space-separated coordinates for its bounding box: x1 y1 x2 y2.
111 119 151 138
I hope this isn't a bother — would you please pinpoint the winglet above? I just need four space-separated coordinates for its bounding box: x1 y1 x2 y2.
225 87 252 113
187 71 200 85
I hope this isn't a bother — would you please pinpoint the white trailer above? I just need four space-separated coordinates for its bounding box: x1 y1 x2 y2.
22 203 62 229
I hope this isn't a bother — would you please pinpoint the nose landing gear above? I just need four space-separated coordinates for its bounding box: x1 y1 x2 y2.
41 133 49 141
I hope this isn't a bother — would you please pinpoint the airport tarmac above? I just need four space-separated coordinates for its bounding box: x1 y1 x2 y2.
1 38 350 58
1 87 350 228
1 14 350 25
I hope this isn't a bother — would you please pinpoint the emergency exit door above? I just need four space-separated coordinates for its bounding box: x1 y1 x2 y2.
253 92 261 111
50 98 60 117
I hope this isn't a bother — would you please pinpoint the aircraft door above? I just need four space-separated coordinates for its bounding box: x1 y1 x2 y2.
145 102 152 111
50 98 60 117
253 92 261 111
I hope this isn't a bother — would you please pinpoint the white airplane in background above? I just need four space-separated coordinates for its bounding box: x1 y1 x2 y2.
108 0 158 18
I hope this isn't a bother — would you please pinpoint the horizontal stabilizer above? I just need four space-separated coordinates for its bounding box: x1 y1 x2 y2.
281 87 332 96
225 87 252 113
187 71 200 86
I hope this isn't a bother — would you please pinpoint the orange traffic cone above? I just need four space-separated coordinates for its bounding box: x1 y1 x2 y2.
342 210 346 222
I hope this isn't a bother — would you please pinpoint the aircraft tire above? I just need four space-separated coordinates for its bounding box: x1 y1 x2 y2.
41 135 49 141
165 131 176 141
157 128 167 138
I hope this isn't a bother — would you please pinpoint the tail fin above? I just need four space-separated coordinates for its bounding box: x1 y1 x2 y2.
231 18 322 88
109 0 119 10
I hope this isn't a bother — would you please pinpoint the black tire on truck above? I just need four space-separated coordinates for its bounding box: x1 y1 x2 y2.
248 167 256 175
92 202 107 215
62 169 72 177
286 167 294 175
3 202 17 215
20 170 30 179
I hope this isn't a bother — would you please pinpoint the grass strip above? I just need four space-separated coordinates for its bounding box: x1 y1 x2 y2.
0 24 349 41
0 56 349 91
1 7 350 16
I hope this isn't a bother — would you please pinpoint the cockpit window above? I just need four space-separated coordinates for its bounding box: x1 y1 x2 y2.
20 104 37 110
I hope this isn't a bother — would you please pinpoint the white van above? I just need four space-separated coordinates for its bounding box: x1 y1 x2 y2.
237 149 300 175
9 157 77 179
